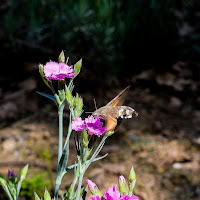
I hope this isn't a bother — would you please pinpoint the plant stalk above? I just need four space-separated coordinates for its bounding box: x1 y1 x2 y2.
58 105 64 164
75 173 84 200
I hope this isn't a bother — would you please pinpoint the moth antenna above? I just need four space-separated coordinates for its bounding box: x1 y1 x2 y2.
93 98 97 110
85 112 93 114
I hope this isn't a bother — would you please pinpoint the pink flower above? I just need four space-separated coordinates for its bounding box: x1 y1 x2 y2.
86 179 98 193
90 195 103 200
104 184 120 200
44 61 76 80
120 194 139 200
119 175 126 184
85 116 107 137
71 117 85 131
71 116 106 137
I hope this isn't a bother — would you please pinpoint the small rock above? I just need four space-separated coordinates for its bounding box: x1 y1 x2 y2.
170 97 182 107
172 162 182 169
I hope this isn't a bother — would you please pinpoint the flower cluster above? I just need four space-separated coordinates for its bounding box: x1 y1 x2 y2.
72 116 107 137
44 61 76 80
87 180 139 200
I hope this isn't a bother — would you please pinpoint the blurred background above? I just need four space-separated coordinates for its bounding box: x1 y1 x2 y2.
0 0 200 199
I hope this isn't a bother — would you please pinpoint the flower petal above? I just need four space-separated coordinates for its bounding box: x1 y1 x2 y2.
104 184 120 200
90 195 102 200
86 179 98 192
71 117 85 131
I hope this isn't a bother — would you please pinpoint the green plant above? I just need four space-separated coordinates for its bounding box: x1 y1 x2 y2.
20 172 51 199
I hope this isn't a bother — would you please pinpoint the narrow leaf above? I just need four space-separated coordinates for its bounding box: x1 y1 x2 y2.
57 143 69 176
37 92 56 102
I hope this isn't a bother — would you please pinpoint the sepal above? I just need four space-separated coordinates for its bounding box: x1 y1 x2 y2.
39 64 51 89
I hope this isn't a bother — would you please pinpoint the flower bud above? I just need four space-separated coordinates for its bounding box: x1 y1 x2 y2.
129 166 136 194
74 93 79 107
86 179 103 197
75 97 83 117
54 94 61 105
58 50 65 63
58 89 65 103
69 97 75 108
8 171 15 179
65 85 72 103
20 164 29 181
82 128 89 148
118 175 128 195
73 58 82 78
129 166 136 182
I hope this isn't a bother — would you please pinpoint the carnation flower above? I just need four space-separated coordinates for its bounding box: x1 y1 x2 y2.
44 61 76 80
71 116 106 137
104 184 120 200
90 195 103 200
120 194 139 200
88 183 139 200
71 117 85 131
85 116 107 137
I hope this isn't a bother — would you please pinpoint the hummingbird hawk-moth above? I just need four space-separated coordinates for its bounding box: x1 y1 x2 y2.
92 86 138 132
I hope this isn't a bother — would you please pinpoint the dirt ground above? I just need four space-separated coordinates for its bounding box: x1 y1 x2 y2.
0 60 199 200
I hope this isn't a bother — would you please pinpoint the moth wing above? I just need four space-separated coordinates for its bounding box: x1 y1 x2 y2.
106 115 117 132
106 85 130 107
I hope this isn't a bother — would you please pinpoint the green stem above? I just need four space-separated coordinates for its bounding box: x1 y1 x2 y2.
85 136 107 171
4 185 13 200
69 164 78 200
16 180 22 199
58 105 64 164
75 173 84 200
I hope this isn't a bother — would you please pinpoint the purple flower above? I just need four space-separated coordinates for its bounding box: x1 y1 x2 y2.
85 116 107 137
71 117 85 131
9 171 15 178
104 184 120 200
120 194 139 200
71 116 106 137
44 61 76 80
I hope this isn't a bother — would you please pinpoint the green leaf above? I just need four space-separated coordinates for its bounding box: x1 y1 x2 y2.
20 164 29 181
57 144 69 177
34 192 41 200
0 177 7 187
44 188 51 200
73 58 82 78
37 92 57 102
